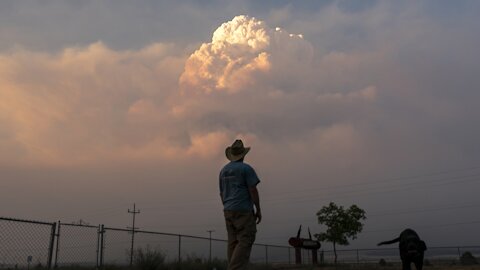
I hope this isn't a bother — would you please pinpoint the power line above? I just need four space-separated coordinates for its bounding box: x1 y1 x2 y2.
37 165 480 240
48 174 479 238
264 171 480 202
265 165 480 197
260 200 480 224
44 203 132 221
363 220 480 234
124 171 480 210
101 166 480 209
368 203 480 218
263 174 480 205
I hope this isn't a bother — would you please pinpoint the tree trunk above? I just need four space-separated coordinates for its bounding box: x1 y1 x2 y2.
333 241 337 264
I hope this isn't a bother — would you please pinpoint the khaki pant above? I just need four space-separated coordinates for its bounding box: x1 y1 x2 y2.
224 211 257 270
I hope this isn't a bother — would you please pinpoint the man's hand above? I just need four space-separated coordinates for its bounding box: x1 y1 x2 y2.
255 209 262 224
249 186 261 224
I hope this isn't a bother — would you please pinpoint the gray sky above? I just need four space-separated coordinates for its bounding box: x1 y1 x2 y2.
1 0 480 250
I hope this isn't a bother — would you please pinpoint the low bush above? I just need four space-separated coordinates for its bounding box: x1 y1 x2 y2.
133 247 167 270
460 251 478 265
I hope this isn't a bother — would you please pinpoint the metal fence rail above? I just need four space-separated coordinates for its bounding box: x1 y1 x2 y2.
2 216 480 268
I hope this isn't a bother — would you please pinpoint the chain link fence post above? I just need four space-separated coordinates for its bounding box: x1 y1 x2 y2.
54 221 61 268
288 247 291 264
265 245 268 265
95 225 100 269
47 222 57 269
178 235 182 263
98 224 105 269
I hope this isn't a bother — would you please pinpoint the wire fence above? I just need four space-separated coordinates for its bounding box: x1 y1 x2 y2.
322 246 480 265
1 216 480 269
0 217 55 269
54 223 99 267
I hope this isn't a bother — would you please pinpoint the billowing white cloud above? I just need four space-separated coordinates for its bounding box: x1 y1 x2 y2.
180 15 313 94
180 15 271 94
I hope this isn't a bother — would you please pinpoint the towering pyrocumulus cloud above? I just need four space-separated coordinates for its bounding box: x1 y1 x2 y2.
180 15 313 94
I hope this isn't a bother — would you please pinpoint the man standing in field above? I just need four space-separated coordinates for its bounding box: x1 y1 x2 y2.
219 139 262 270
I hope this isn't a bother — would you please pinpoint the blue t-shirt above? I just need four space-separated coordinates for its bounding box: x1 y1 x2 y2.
219 161 260 211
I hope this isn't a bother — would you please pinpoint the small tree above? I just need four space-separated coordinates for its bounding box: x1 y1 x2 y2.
315 202 366 264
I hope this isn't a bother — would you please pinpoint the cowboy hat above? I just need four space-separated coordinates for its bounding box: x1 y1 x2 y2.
225 139 250 161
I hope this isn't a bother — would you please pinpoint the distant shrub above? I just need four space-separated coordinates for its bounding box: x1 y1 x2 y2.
134 247 167 270
424 259 432 266
378 258 387 266
460 251 478 265
171 254 227 270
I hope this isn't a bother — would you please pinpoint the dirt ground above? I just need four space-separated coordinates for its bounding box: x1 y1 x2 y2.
271 265 480 270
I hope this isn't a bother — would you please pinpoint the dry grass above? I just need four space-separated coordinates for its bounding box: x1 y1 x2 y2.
271 264 480 270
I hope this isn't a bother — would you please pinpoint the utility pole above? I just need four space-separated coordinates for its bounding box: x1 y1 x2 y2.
128 203 140 267
207 230 215 262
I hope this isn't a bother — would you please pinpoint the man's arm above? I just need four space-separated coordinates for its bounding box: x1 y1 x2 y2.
219 192 224 204
249 186 262 224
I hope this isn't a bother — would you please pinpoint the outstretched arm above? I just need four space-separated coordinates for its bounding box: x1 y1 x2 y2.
249 186 262 224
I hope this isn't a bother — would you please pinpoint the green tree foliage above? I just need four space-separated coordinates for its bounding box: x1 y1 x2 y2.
315 202 366 263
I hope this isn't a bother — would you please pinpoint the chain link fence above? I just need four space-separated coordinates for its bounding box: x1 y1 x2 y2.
321 246 480 265
0 217 55 269
54 223 99 268
2 216 480 268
